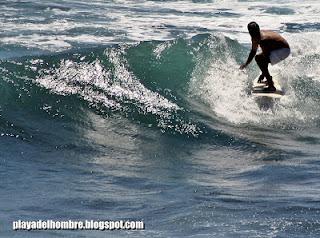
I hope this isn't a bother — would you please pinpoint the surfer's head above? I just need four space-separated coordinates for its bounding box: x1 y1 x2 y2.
247 22 260 38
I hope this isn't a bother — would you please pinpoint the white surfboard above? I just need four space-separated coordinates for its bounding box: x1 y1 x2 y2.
252 76 284 98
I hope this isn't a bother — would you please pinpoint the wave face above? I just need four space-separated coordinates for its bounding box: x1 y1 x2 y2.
1 33 320 140
0 36 204 140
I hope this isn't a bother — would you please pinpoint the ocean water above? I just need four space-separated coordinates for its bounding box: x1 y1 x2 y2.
0 0 320 237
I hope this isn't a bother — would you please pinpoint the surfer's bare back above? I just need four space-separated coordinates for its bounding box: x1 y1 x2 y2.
240 22 290 92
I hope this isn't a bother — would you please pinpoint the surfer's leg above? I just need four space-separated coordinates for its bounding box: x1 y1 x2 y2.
255 54 275 91
255 54 270 78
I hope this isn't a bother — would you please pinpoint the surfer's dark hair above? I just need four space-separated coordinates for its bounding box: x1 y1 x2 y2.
247 22 260 37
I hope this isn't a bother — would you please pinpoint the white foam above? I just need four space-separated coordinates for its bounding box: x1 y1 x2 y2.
35 49 180 116
189 35 263 125
189 33 320 127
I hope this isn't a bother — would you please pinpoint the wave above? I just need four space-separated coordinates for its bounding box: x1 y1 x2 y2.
0 33 319 142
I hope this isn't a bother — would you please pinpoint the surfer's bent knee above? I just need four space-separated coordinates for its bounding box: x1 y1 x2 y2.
255 54 266 63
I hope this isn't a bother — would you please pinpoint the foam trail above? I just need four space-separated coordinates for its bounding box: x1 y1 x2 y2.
189 35 262 124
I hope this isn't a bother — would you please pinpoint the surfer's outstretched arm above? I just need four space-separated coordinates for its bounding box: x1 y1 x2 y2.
240 40 258 69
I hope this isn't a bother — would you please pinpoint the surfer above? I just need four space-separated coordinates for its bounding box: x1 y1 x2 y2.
240 22 290 91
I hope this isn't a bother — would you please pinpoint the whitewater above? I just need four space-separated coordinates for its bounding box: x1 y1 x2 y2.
0 1 319 237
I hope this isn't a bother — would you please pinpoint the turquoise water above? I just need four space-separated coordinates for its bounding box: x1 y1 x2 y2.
0 1 320 237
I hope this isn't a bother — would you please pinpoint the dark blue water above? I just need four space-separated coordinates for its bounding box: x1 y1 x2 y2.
0 1 320 237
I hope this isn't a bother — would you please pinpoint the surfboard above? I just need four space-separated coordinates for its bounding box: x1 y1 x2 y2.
252 76 284 98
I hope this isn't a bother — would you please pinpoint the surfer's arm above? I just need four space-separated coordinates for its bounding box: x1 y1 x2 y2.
240 40 258 69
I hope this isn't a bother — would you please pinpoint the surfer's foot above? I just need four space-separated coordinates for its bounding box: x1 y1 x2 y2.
257 74 265 83
265 76 276 92
265 85 276 92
